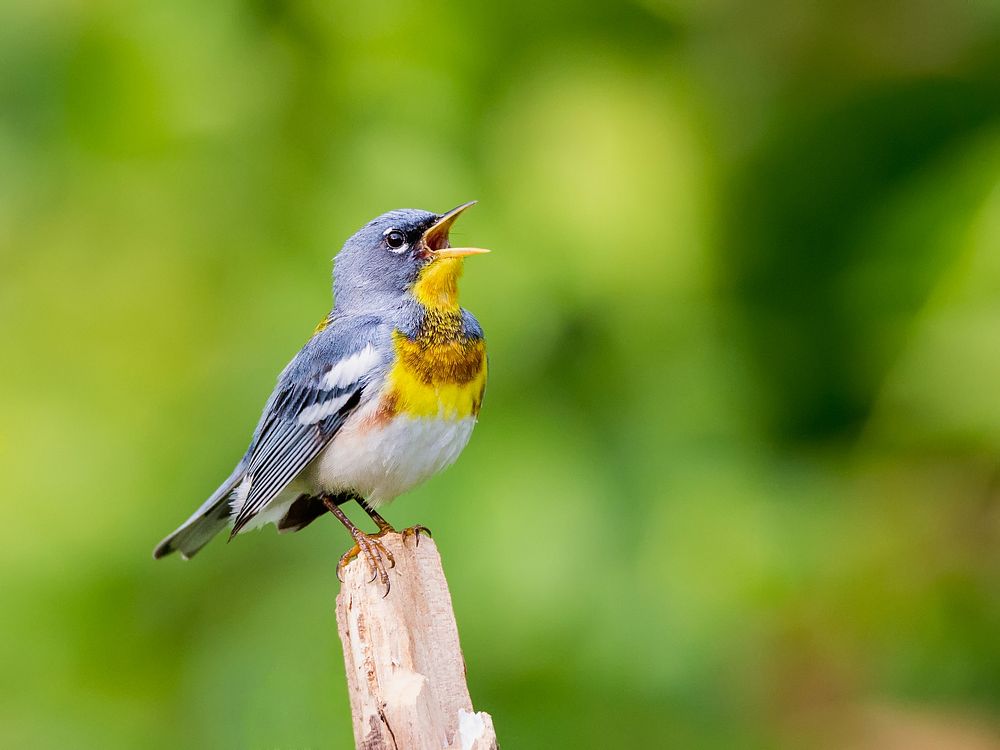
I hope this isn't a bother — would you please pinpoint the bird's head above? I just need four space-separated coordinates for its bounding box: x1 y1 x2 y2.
333 201 488 313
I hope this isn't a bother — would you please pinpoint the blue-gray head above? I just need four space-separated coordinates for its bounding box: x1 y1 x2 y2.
332 201 488 313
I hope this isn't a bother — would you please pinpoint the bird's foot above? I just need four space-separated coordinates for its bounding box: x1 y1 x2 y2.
337 529 396 596
400 524 432 547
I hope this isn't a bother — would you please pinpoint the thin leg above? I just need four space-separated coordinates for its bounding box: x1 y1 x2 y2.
355 497 396 535
323 496 395 596
356 497 433 548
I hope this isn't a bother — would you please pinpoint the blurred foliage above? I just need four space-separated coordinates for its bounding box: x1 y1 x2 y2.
1 0 1000 748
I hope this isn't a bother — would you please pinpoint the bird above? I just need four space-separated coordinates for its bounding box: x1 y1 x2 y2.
153 201 489 592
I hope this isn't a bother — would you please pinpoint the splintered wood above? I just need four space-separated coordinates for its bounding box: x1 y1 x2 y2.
335 534 498 750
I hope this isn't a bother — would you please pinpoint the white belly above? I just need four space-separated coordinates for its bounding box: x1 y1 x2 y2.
306 404 477 505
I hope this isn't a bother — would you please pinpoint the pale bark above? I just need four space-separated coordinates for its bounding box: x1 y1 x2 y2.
336 533 498 750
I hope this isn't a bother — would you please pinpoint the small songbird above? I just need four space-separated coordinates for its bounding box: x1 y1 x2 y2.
154 202 488 591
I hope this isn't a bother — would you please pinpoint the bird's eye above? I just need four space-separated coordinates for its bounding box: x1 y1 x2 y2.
384 229 407 252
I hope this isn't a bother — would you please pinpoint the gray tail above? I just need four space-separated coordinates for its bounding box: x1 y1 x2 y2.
153 464 245 560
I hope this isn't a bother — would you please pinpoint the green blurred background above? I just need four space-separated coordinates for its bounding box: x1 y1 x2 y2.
2 0 1000 747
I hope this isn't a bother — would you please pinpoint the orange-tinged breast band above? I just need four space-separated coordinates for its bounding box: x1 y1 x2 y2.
385 331 486 419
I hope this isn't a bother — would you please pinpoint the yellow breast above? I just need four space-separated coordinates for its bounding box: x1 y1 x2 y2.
372 256 487 421
385 330 487 419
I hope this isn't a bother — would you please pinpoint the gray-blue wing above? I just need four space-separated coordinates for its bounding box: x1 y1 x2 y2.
153 315 388 559
228 384 357 535
228 315 388 535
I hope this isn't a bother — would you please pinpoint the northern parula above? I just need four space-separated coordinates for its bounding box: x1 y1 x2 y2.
154 202 488 591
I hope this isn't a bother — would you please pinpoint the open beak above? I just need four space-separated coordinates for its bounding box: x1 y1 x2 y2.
420 201 490 259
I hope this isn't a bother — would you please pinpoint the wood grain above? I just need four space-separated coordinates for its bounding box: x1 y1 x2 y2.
336 533 498 750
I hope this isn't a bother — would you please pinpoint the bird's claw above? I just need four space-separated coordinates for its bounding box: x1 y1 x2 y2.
400 524 432 547
337 531 396 596
335 522 430 596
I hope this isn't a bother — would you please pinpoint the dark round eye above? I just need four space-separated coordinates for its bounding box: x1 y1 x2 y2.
384 230 407 251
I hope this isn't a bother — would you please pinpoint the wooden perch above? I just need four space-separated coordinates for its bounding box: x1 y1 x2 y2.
336 533 498 750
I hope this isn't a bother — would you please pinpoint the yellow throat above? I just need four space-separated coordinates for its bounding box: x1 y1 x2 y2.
385 258 487 420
